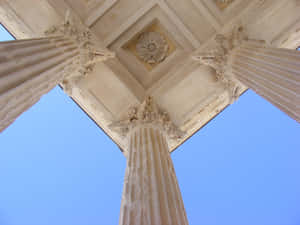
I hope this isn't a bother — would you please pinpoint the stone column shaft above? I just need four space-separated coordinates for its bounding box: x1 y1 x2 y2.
120 125 188 225
0 36 79 131
193 27 300 122
231 42 300 122
0 15 114 132
110 97 188 225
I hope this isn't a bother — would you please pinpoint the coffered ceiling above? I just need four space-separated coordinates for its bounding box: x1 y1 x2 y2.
1 0 300 152
62 0 251 152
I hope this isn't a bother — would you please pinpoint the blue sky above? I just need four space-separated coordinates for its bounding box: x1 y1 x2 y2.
0 24 300 225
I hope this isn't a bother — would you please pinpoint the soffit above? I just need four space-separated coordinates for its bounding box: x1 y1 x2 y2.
1 0 299 153
62 0 251 152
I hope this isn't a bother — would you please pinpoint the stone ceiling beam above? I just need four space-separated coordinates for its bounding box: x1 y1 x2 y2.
85 0 118 27
190 0 222 31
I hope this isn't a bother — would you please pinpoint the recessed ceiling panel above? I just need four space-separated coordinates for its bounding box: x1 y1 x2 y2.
108 4 195 90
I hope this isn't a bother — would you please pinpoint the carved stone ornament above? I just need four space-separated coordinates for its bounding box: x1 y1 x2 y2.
136 32 169 64
192 26 265 103
45 11 115 95
109 96 185 140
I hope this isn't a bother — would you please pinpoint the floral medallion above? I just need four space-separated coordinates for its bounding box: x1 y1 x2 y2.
136 31 169 64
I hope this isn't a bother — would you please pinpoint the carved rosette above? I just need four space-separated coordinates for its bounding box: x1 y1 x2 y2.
109 96 185 141
192 27 264 103
45 12 115 95
136 32 169 64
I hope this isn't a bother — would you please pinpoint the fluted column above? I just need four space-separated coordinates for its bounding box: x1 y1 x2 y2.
193 27 300 122
0 15 114 132
231 41 300 122
110 97 188 225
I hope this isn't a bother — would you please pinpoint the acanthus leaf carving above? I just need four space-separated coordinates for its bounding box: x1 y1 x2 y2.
109 96 185 141
45 11 115 96
192 26 265 103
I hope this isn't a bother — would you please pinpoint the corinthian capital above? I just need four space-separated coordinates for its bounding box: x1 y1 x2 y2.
109 96 185 140
192 26 264 103
45 11 115 95
192 27 247 76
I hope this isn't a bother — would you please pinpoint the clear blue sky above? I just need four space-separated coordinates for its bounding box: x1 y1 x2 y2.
0 24 300 225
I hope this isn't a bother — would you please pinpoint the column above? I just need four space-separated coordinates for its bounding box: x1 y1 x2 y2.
110 97 188 225
231 41 300 122
192 27 300 122
0 16 114 132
